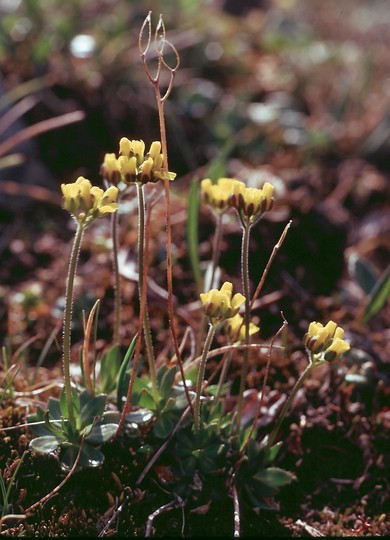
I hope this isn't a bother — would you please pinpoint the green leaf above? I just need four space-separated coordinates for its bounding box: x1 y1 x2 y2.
245 478 278 498
29 435 62 454
153 414 175 438
156 364 168 387
79 393 106 430
137 388 157 410
126 408 154 425
172 390 195 410
159 366 177 400
47 397 62 420
61 445 105 470
85 422 118 444
362 263 390 324
59 388 80 421
254 467 296 488
99 345 122 394
348 253 379 294
116 334 137 411
187 179 202 290
263 441 283 466
206 382 231 397
180 456 197 475
160 397 176 415
130 377 151 405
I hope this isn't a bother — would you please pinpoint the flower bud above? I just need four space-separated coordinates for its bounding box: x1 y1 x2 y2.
100 153 121 185
304 320 350 363
200 281 245 326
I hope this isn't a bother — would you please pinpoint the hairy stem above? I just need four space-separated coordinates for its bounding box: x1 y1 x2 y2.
63 221 84 428
194 323 216 435
235 223 251 432
136 182 158 399
111 210 121 345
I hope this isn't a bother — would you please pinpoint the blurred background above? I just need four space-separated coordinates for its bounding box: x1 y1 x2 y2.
1 0 390 188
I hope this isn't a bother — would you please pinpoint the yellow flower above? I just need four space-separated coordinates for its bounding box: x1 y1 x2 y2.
231 181 275 225
324 338 351 363
117 138 176 184
303 320 350 363
61 176 119 223
224 313 260 343
200 281 245 326
100 153 122 185
201 177 242 214
119 138 145 165
118 155 138 184
96 185 120 217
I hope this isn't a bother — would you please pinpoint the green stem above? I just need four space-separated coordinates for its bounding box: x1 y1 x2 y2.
235 222 252 432
63 221 84 429
194 323 216 435
111 210 121 345
136 182 158 399
266 360 314 449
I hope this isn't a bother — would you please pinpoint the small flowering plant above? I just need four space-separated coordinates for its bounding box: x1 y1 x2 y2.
10 13 355 535
100 138 176 187
200 281 245 327
201 177 239 214
303 320 351 363
28 176 120 470
61 176 119 225
230 180 275 227
266 320 350 449
194 282 245 433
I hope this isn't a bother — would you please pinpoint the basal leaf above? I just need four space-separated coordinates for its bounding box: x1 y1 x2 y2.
85 422 118 444
254 467 296 488
29 435 62 454
79 393 107 430
99 344 122 394
362 263 390 324
116 334 137 411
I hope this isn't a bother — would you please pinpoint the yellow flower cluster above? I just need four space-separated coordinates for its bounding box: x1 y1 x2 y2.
224 313 260 343
201 177 275 225
303 320 350 363
100 138 176 186
200 281 245 326
230 181 275 225
201 178 238 214
61 177 119 223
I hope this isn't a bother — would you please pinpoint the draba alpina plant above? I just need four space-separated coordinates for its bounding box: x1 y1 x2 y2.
1 11 354 537
27 177 120 470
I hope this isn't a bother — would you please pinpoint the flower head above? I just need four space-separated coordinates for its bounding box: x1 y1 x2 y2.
303 320 350 363
201 177 242 214
61 176 119 224
231 181 275 225
118 138 176 185
100 153 122 185
200 281 245 326
224 313 260 343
